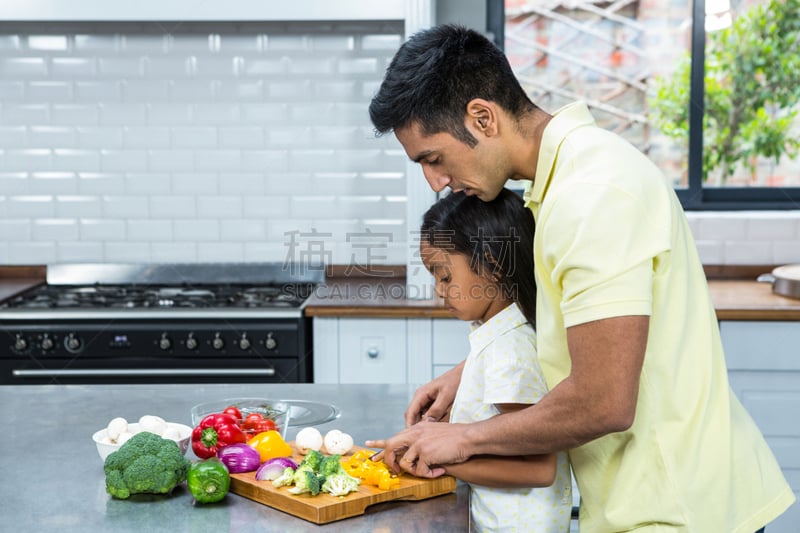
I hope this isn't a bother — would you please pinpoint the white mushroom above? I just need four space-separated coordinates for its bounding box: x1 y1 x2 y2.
323 429 354 455
161 426 181 441
106 417 128 442
295 427 323 454
139 415 167 436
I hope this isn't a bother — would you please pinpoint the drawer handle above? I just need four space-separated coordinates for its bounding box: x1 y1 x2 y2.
367 347 380 359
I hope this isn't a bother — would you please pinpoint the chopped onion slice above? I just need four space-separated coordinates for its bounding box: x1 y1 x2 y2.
255 457 298 481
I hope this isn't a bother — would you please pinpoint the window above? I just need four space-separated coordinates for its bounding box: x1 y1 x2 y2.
488 0 800 210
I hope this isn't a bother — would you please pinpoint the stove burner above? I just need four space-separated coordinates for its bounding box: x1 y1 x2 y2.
1 283 312 311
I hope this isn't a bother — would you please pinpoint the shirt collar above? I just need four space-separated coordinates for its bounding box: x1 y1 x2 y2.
468 302 529 354
523 101 597 212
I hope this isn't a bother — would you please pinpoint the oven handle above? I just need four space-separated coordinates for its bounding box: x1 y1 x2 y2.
12 368 276 378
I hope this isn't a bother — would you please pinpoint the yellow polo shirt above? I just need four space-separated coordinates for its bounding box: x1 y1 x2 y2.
524 101 794 532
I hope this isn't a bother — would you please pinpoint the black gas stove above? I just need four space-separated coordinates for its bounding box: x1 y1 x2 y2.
0 263 323 385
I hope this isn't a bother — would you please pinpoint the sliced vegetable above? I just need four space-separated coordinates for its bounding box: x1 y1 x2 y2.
342 449 400 491
295 427 323 454
216 443 262 473
187 458 231 504
323 429 354 455
247 430 292 463
191 413 247 459
255 457 298 481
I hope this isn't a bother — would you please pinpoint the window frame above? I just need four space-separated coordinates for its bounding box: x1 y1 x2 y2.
487 0 800 211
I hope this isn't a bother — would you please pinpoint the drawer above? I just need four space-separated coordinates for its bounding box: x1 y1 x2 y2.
338 318 407 384
720 321 800 370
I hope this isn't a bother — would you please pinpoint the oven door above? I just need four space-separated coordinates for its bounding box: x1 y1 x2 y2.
1 318 312 385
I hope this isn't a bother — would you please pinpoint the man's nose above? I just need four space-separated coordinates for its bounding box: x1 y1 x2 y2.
423 169 450 193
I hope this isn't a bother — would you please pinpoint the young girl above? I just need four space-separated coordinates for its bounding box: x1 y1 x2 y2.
420 189 572 533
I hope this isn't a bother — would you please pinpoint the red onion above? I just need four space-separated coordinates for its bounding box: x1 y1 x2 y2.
216 443 261 473
255 456 298 481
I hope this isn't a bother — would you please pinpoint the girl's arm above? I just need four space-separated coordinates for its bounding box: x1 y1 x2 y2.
442 403 558 489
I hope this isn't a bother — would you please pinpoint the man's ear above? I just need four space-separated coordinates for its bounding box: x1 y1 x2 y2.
466 98 498 136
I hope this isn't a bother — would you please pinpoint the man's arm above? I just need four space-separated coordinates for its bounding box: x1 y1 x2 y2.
373 315 648 476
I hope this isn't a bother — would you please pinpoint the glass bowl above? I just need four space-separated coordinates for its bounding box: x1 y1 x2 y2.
190 398 290 438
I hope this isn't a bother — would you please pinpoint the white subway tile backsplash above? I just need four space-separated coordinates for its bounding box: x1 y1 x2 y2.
724 241 773 265
239 103 290 124
1 57 48 77
52 104 100 126
216 80 263 101
747 214 797 240
74 34 120 52
5 149 51 172
2 104 49 124
240 150 289 172
772 241 800 264
53 148 101 171
74 81 121 102
7 242 57 263
242 195 290 219
0 81 25 99
123 127 170 148
361 34 402 50
0 35 22 51
219 127 264 148
80 218 125 241
98 56 144 77
171 126 217 148
27 81 73 102
127 219 173 241
100 103 147 125
0 126 27 148
173 173 217 195
55 195 102 217
51 57 96 77
194 149 241 172
77 172 125 194
144 103 192 125
0 220 32 242
174 219 219 241
122 80 170 102
219 173 265 194
29 126 76 148
77 127 124 149
124 173 170 194
151 242 197 262
266 35 310 51
148 149 193 172
218 34 262 53
311 35 355 52
220 219 267 242
197 195 242 218
337 57 379 75
30 172 76 194
150 195 194 218
192 103 240 125
169 80 217 102
243 242 290 262
56 241 104 261
32 218 78 240
6 195 54 217
101 149 148 172
105 241 151 262
103 195 149 218
0 173 29 194
197 242 244 262
27 35 69 51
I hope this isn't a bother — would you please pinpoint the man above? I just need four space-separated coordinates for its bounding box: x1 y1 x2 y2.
365 24 794 532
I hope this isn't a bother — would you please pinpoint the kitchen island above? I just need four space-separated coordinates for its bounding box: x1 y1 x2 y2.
0 383 468 532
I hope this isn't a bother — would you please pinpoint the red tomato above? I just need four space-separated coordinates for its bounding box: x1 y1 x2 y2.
223 405 242 420
241 412 277 433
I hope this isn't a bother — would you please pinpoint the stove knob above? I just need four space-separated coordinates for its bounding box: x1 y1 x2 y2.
14 334 27 352
41 335 54 351
185 334 198 350
238 334 251 351
265 333 277 350
159 333 172 351
212 333 225 350
64 333 82 353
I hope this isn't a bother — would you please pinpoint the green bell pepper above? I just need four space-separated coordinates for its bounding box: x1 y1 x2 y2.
187 458 231 504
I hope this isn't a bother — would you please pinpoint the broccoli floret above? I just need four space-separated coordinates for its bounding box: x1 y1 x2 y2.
299 449 324 471
288 469 322 496
321 472 361 497
271 466 297 488
319 454 343 478
104 431 191 499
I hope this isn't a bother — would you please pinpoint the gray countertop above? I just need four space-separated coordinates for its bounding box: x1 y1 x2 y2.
0 383 468 532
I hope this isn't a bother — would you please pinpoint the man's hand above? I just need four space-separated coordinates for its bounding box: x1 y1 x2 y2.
366 421 473 477
404 360 465 427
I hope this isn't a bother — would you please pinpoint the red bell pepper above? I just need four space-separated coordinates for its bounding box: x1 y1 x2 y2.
191 413 247 459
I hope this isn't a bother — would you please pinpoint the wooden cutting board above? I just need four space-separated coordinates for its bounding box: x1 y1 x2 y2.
229 445 457 524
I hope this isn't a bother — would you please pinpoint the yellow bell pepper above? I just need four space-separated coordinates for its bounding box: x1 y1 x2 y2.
341 450 400 490
246 430 292 462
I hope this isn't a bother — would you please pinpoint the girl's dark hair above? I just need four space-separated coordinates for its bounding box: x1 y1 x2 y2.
421 189 537 326
369 24 537 146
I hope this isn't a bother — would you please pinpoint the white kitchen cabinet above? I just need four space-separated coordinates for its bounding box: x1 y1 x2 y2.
721 321 800 532
313 317 470 384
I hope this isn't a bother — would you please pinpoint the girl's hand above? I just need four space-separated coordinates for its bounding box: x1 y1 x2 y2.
404 360 465 427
